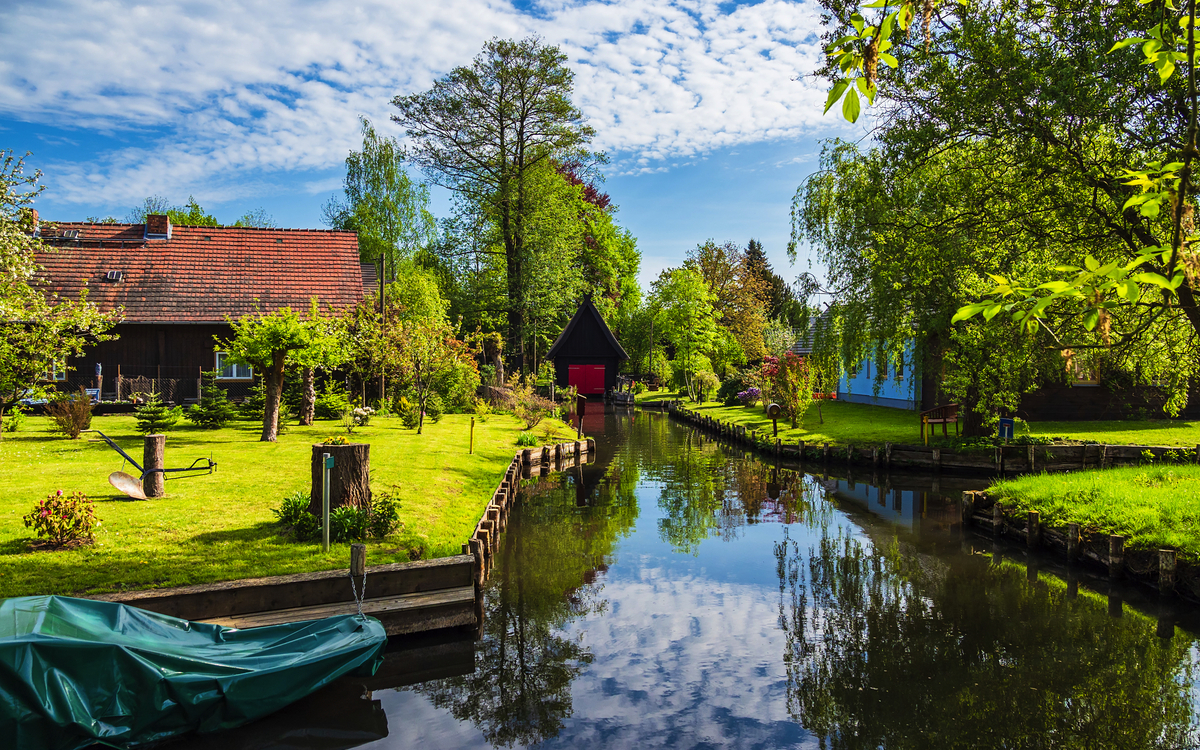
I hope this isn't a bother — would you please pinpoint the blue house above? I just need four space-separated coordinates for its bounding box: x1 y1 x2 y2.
837 344 920 410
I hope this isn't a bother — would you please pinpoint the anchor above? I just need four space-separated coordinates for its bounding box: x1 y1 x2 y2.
83 430 217 499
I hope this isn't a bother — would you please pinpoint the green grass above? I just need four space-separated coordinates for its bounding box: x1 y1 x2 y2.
991 466 1200 561
0 413 573 598
674 399 1200 447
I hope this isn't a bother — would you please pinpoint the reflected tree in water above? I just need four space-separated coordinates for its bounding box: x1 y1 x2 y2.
411 465 639 747
776 527 1200 749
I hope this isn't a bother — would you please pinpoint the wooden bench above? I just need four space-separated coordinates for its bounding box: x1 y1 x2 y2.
920 403 960 444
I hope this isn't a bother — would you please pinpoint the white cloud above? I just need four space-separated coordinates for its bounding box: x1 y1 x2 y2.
0 0 842 205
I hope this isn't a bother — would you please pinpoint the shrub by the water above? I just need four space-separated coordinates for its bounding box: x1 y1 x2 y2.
187 371 235 428
516 431 539 447
135 392 181 434
272 491 312 528
717 375 746 406
47 387 93 438
273 490 399 541
736 387 761 407
512 383 556 429
24 490 98 548
693 371 719 403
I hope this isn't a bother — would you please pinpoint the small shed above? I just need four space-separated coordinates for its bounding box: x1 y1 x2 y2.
546 298 629 395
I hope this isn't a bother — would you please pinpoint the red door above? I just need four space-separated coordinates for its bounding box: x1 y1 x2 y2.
568 364 606 395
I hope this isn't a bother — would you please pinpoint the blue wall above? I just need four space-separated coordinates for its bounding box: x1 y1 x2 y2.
838 344 919 410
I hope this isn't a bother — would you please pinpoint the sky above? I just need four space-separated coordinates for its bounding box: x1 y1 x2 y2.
0 0 865 289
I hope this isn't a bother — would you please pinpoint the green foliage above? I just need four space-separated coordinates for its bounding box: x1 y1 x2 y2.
717 374 747 407
424 392 443 423
368 491 402 539
0 152 120 429
516 431 539 447
272 491 312 528
692 371 720 403
24 490 97 548
2 403 24 432
314 381 352 420
512 382 557 429
46 387 93 438
187 371 235 428
328 505 369 543
653 267 719 401
398 398 420 429
134 392 181 434
472 397 492 422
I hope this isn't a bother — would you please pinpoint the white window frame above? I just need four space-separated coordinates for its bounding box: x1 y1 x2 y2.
215 352 253 380
45 361 67 382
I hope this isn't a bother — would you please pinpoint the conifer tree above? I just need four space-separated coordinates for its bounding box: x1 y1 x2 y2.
187 371 235 428
135 392 180 434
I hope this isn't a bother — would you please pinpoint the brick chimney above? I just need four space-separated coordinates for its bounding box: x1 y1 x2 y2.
144 214 171 240
28 208 38 236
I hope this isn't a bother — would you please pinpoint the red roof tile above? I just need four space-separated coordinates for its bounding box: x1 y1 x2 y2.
33 221 365 322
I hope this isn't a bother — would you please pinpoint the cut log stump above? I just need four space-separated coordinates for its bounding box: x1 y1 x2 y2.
310 443 371 516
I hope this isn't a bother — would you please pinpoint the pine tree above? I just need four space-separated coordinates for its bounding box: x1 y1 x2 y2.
187 371 235 428
135 392 181 434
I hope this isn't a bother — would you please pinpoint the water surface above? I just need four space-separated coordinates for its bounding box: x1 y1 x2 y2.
187 408 1200 749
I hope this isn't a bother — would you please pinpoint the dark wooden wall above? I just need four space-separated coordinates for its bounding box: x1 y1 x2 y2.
79 323 236 379
553 356 622 393
550 307 625 393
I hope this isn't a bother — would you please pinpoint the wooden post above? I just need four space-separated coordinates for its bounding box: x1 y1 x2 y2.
1027 510 1039 548
885 442 892 468
470 417 475 454
468 538 484 585
1066 523 1080 560
1160 549 1177 596
993 501 1003 536
350 543 366 577
872 446 878 465
309 443 371 517
1109 535 1126 580
142 434 165 498
1101 444 1108 469
116 364 122 401
1027 444 1035 472
798 440 805 460
847 443 854 463
932 448 941 471
960 491 974 527
823 442 830 462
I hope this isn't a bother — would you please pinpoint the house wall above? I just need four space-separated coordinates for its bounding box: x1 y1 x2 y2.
554 356 621 393
838 345 920 410
549 306 625 394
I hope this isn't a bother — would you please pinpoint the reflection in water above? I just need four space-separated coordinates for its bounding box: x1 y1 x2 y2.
779 526 1200 749
197 408 1200 748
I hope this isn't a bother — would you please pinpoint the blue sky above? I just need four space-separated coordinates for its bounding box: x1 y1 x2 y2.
0 0 863 289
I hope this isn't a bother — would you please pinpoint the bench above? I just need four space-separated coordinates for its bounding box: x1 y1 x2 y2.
920 403 959 444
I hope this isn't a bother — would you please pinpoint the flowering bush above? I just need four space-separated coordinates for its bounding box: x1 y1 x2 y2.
24 490 98 548
761 353 814 428
342 405 375 433
736 387 761 407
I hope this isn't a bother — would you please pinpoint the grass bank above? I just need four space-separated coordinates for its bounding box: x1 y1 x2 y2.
990 466 1200 561
658 397 1200 448
0 413 572 598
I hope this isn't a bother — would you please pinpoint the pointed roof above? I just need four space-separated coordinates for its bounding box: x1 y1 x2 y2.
547 297 629 360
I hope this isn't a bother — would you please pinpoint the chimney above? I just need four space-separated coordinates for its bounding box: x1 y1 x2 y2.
21 208 39 236
144 214 172 240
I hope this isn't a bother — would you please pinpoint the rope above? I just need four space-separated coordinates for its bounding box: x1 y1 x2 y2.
349 569 367 620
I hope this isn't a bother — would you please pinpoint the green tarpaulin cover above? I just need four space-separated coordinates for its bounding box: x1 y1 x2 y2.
0 595 388 750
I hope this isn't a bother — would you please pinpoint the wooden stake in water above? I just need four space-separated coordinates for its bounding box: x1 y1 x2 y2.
322 452 333 553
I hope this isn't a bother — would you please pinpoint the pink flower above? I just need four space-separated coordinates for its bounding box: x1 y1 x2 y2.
56 490 63 497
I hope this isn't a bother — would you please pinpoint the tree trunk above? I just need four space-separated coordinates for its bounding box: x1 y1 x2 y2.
260 350 286 442
310 442 371 516
299 367 316 426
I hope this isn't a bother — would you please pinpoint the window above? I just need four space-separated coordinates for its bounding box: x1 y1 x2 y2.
45 361 67 382
878 357 887 378
215 352 252 380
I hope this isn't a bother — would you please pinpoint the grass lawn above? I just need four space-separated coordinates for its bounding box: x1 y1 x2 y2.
668 398 1200 448
0 413 573 598
991 466 1200 561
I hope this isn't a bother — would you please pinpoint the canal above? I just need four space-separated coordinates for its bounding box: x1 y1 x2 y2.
188 407 1200 749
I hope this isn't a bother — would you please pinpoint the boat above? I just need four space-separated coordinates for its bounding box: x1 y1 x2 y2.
0 595 388 750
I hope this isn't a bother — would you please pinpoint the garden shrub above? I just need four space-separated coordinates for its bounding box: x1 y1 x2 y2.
431 358 482 412
314 381 352 420
472 397 492 423
24 490 98 548
238 380 265 419
737 387 761 407
717 375 746 406
368 491 402 539
512 382 556 429
3 404 25 432
272 491 312 528
47 387 93 438
398 397 420 429
341 405 374 433
329 505 369 542
134 392 182 434
424 393 444 423
187 371 235 428
693 371 719 402
516 431 539 447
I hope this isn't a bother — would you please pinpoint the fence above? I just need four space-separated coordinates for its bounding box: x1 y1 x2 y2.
52 365 255 405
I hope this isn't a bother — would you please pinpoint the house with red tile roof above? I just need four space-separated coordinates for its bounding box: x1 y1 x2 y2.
32 214 370 402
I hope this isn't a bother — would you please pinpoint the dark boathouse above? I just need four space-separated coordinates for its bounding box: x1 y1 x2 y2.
546 298 629 396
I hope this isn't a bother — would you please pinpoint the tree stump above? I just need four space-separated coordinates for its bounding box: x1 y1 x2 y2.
143 434 165 498
310 443 371 516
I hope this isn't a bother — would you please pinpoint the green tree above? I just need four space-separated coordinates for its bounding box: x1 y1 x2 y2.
685 240 769 362
186 370 236 428
394 37 597 374
217 307 311 442
0 152 121 433
324 117 436 278
653 268 719 402
134 392 181 433
127 196 275 228
291 300 350 426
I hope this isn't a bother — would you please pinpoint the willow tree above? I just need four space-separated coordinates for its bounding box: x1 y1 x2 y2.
393 37 596 375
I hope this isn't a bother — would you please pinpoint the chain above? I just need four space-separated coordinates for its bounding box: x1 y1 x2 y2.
349 569 367 620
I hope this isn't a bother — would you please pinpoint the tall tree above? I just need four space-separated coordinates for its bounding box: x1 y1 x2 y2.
0 152 120 432
745 239 801 326
218 307 311 442
685 240 769 361
323 117 436 279
394 36 596 375
653 268 719 401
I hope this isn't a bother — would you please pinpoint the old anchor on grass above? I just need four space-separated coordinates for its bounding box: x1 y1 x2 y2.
83 430 217 500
